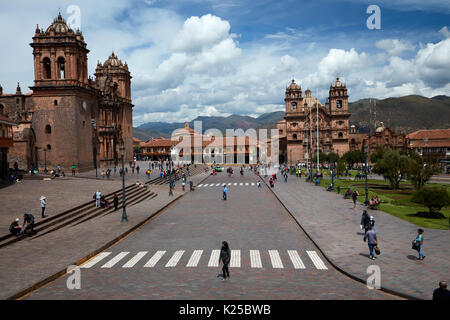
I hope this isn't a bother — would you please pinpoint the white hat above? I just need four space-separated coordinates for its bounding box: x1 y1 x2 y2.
15 218 19 222
40 196 46 200
370 216 374 220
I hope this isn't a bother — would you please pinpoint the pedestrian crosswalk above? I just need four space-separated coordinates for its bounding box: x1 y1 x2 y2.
79 249 328 271
197 182 258 188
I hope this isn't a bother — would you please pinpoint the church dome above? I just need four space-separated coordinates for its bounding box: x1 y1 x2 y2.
331 77 346 88
103 52 124 67
287 79 301 90
45 13 73 34
375 122 385 133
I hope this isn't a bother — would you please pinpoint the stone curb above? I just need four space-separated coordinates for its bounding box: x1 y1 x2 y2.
259 173 421 301
8 173 211 300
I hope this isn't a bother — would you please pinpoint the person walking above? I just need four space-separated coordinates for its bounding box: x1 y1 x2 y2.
182 180 186 191
257 181 262 189
218 241 231 280
95 190 101 208
71 165 76 176
360 210 370 233
189 180 193 191
222 185 228 200
363 226 378 260
352 189 359 211
113 194 119 211
40 196 47 218
136 165 140 175
433 281 450 301
415 229 425 260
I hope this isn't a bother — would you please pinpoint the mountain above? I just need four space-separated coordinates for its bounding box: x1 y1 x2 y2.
134 112 286 141
349 95 450 134
133 95 450 141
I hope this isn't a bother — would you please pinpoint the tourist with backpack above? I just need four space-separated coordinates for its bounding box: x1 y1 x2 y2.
414 229 425 260
363 226 378 260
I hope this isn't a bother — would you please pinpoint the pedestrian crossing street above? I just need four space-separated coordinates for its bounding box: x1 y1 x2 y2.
197 182 262 188
79 249 328 271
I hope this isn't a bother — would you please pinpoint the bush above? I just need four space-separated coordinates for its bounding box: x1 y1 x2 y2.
411 187 450 218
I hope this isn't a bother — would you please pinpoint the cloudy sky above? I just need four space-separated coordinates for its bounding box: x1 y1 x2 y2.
0 0 449 126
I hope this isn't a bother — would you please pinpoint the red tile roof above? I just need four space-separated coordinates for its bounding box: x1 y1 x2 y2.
406 129 450 140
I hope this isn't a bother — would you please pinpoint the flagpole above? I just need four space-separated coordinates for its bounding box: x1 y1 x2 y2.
316 89 319 174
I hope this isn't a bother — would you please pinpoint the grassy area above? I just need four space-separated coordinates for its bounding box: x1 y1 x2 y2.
317 177 450 230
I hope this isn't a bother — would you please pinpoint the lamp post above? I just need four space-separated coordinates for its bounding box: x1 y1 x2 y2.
364 144 369 206
120 144 128 222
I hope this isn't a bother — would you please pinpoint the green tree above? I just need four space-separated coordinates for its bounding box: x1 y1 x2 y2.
405 152 439 190
374 150 409 189
327 152 340 165
337 158 346 175
411 187 450 218
313 152 328 164
370 147 385 164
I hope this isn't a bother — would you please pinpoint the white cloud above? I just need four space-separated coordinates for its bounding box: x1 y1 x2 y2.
376 39 416 55
439 26 450 38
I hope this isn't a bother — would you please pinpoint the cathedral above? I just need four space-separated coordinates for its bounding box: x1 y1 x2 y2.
0 13 133 172
277 78 350 164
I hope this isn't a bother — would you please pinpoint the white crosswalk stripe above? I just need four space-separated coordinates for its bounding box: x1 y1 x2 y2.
101 252 129 268
269 250 283 268
228 183 232 185
230 250 241 268
251 183 255 186
198 184 203 187
203 184 208 187
165 250 184 267
239 183 243 186
234 183 237 186
250 250 262 268
216 183 220 186
208 250 220 267
307 251 328 270
245 183 249 186
144 251 166 268
287 250 305 269
81 252 112 269
186 250 203 267
122 251 148 268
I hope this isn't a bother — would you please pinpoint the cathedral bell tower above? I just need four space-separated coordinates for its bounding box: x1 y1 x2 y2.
328 77 348 114
30 13 89 89
285 79 303 115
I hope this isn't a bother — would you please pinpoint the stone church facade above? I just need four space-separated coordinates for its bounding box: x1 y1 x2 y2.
279 78 350 165
0 13 133 172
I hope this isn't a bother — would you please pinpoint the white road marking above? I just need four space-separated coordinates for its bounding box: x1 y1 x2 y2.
250 250 262 268
239 183 243 186
197 184 203 187
222 183 226 186
307 251 328 270
144 251 166 268
251 183 255 186
81 252 112 269
203 184 208 187
101 252 130 268
208 250 220 267
122 251 148 268
287 250 306 269
230 250 241 268
233 183 237 186
186 250 203 267
228 183 232 185
245 183 249 186
216 183 221 186
165 250 185 267
268 250 284 268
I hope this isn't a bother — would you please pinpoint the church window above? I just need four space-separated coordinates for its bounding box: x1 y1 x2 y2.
338 132 343 139
57 57 66 79
293 134 297 140
338 121 343 126
336 100 342 108
291 102 297 111
292 93 296 98
292 122 297 127
83 121 86 128
54 100 58 106
45 125 52 134
0 104 3 114
47 144 52 150
43 58 51 79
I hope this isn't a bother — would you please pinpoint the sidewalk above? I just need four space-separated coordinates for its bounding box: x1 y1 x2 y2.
0 171 210 300
261 173 450 300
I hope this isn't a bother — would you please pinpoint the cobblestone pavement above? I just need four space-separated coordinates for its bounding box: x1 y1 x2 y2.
260 172 450 300
25 171 398 300
0 172 210 299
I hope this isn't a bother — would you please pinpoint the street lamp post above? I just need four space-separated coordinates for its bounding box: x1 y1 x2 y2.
364 145 369 206
120 144 128 222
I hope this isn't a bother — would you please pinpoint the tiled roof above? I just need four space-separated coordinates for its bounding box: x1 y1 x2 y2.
409 141 450 148
406 129 450 140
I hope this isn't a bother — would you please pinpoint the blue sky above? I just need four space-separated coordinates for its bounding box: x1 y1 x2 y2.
0 0 449 125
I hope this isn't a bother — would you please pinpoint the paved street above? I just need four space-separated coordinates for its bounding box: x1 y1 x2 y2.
25 170 397 300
